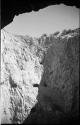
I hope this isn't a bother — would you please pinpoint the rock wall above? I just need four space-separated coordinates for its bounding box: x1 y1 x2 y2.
1 29 43 124
0 28 79 124
40 34 79 113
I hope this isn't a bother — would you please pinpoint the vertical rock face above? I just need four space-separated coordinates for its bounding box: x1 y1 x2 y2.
1 29 43 124
0 29 79 124
40 35 79 113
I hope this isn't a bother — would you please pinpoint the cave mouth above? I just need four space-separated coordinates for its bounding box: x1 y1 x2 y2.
1 2 79 124
1 0 79 29
3 4 79 38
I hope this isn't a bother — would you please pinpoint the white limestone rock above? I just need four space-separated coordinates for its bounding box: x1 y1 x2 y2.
1 29 43 124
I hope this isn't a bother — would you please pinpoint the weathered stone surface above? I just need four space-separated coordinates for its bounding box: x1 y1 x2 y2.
1 29 43 124
40 34 79 113
0 28 79 124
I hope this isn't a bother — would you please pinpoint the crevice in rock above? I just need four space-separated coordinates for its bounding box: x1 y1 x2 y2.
9 76 17 88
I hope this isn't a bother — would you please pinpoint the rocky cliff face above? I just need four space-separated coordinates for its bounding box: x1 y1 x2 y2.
0 29 79 124
1 30 44 124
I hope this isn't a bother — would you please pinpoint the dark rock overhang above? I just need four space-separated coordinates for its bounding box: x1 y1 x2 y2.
1 0 79 29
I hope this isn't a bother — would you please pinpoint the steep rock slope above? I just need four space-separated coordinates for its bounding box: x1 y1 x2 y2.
40 31 79 112
1 30 43 124
0 28 79 124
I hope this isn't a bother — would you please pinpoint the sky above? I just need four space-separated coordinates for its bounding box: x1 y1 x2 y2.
4 4 79 38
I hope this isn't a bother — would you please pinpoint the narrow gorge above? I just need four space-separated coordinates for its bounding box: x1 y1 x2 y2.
0 28 79 124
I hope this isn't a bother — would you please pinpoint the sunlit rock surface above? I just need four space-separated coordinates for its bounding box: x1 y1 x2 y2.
0 28 79 124
1 29 43 124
